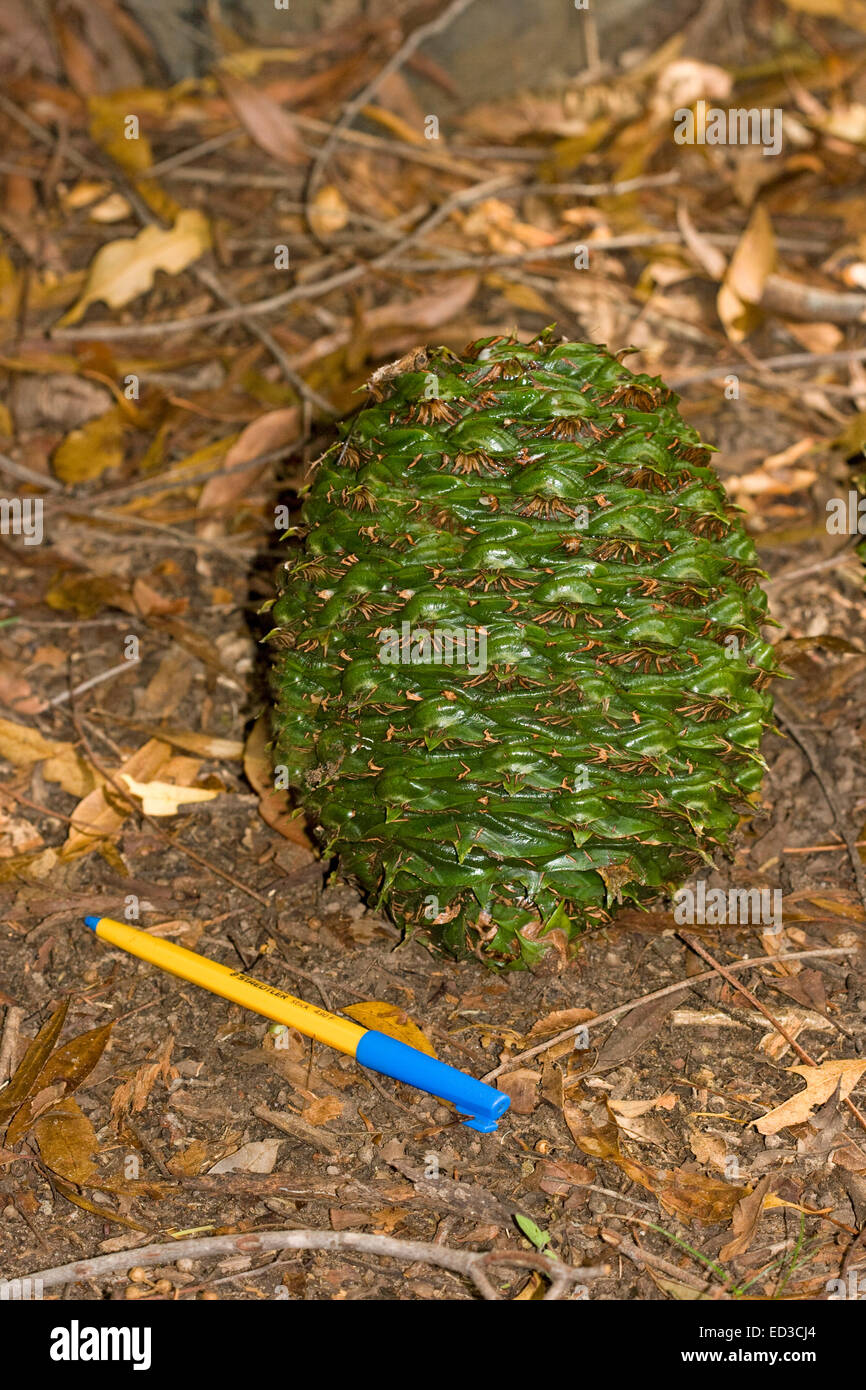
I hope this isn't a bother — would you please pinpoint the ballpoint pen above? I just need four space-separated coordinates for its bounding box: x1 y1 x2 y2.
83 916 509 1133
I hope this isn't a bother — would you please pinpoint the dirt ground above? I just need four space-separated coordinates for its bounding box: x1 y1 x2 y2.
1 1 866 1301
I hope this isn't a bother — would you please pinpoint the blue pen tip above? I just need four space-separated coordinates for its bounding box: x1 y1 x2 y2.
83 916 101 930
355 1031 510 1130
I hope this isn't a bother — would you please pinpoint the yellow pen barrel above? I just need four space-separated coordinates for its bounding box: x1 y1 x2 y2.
88 917 365 1056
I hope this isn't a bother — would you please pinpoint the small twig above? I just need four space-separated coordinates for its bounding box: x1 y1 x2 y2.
13 1227 608 1300
251 1104 344 1156
55 501 256 564
482 947 860 1082
601 1228 724 1297
678 933 866 1137
305 0 481 224
0 1006 25 1086
774 691 866 916
783 840 866 854
669 346 866 386
86 445 292 508
191 261 337 420
759 273 866 325
0 452 65 492
767 540 862 592
46 659 140 709
121 1118 172 1180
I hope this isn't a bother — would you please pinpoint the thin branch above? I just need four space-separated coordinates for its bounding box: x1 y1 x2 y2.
482 946 860 1082
15 1227 608 1300
51 224 827 342
669 346 866 386
46 658 140 709
0 452 65 492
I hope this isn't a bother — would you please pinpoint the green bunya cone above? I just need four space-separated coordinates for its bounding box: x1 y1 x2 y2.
267 331 777 969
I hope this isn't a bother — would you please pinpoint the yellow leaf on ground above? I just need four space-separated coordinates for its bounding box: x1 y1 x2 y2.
63 739 175 856
119 773 218 816
343 1001 437 1058
52 405 126 483
309 185 349 240
0 718 96 797
754 1060 866 1134
59 210 211 326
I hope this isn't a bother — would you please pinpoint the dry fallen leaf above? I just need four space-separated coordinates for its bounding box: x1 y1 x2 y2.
208 1139 282 1174
495 1068 540 1115
244 713 313 848
220 73 306 166
118 773 218 816
59 209 211 325
343 1001 437 1057
198 407 300 521
0 717 96 798
754 1060 866 1134
717 203 776 342
309 184 350 240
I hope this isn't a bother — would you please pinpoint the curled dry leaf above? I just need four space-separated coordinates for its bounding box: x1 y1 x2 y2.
33 1097 99 1186
208 1139 283 1174
495 1067 540 1115
118 773 218 816
198 406 300 518
4 1022 113 1147
717 203 776 342
243 712 314 848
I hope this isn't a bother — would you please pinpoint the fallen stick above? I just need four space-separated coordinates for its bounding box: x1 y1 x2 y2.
9 1228 609 1301
482 946 860 1081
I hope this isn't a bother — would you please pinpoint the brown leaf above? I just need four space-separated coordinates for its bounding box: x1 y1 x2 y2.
308 185 350 240
33 1097 98 1185
208 1139 282 1174
717 203 776 342
755 1060 866 1134
607 1098 676 1148
564 1106 747 1224
109 1035 176 1119
243 713 313 848
536 1159 595 1196
592 994 680 1073
220 73 306 166
720 1174 781 1261
5 1022 113 1146
62 738 175 856
198 407 300 523
495 1067 540 1115
344 1001 436 1057
0 999 69 1129
301 1095 345 1126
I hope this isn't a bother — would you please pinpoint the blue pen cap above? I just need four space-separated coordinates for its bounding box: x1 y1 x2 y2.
355 1030 510 1133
